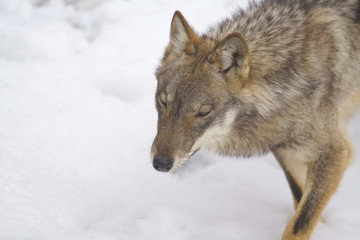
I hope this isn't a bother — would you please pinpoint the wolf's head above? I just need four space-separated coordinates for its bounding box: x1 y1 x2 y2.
151 11 250 172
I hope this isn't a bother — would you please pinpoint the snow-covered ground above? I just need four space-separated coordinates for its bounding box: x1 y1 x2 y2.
0 0 359 239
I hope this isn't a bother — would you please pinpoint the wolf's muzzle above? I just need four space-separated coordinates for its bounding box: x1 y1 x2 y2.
153 156 173 172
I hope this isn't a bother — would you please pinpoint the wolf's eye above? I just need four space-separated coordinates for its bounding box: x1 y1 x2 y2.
196 106 212 118
159 92 167 107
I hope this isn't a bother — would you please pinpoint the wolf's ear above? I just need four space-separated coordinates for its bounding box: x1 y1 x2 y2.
164 11 198 60
209 33 250 82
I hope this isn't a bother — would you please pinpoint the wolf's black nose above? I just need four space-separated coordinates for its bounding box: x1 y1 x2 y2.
153 157 173 172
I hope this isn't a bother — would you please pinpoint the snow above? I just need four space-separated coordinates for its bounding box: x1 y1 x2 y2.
0 0 359 239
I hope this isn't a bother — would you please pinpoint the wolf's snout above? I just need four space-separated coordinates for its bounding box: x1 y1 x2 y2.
153 156 173 172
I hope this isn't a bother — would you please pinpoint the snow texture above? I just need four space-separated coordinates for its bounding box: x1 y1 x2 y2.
0 0 359 239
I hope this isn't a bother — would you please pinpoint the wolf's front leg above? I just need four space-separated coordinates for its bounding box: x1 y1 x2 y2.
282 137 351 240
273 149 308 210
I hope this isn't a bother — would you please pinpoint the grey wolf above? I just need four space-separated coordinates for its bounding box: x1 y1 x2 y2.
150 0 360 239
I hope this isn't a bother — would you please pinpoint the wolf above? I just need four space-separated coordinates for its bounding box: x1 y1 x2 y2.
150 0 360 239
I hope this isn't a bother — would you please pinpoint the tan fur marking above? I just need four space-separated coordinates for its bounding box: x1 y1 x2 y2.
339 89 360 121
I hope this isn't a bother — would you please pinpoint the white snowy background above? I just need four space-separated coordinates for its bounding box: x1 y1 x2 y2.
0 0 359 239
